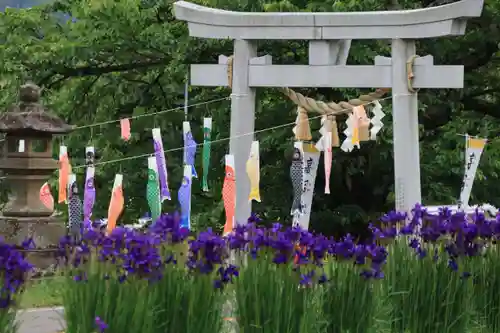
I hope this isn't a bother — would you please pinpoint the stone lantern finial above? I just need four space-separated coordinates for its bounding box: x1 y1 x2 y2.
19 82 42 104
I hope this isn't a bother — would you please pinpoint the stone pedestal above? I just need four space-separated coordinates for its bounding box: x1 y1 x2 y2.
0 216 65 269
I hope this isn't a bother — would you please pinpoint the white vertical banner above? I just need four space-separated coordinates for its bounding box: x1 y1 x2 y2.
459 135 487 208
297 142 320 230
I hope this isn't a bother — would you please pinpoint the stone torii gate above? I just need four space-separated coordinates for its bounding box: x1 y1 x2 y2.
173 0 484 223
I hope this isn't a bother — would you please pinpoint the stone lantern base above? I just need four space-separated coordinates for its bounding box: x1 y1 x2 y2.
0 215 66 270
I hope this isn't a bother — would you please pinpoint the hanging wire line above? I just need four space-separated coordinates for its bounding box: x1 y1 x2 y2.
0 85 206 139
73 96 229 130
72 94 397 170
456 133 490 140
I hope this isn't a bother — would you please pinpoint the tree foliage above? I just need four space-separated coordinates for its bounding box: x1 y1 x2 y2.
0 0 499 237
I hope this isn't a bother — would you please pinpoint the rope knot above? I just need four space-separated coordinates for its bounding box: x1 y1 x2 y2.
406 55 420 93
227 55 234 89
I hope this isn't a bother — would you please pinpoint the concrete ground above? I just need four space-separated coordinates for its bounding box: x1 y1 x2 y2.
15 303 236 333
17 307 65 333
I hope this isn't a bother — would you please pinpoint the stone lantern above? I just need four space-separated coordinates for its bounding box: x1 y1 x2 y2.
0 83 73 260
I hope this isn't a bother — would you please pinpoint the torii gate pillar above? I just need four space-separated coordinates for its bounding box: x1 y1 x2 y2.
229 40 257 223
392 39 421 211
174 0 484 221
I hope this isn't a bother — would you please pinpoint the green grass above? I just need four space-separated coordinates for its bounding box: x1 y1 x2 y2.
11 271 488 333
19 277 64 308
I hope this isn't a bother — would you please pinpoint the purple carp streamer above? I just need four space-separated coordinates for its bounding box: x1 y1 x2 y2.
152 128 171 201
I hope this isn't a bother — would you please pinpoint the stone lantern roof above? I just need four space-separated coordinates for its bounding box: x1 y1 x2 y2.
0 82 74 134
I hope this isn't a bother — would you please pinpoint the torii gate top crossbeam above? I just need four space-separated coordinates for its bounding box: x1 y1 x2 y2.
173 0 484 40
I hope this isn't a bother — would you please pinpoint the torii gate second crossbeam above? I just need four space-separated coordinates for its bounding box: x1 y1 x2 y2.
173 0 484 225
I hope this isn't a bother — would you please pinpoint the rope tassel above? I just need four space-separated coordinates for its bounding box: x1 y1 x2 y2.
325 115 340 147
292 107 312 141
